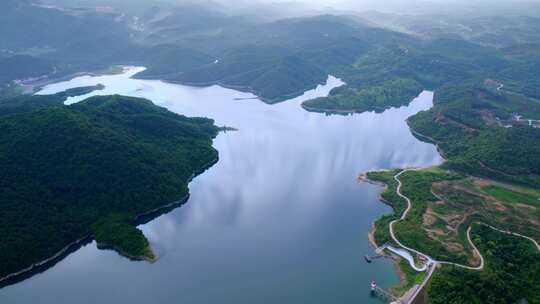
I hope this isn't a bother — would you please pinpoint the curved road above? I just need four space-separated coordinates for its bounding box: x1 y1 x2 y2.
389 170 439 266
390 169 492 270
390 169 540 268
385 168 540 303
478 223 540 252
438 226 484 270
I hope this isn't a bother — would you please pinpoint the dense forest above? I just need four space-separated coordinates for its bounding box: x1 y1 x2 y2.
2 0 537 110
0 2 366 102
0 94 218 279
409 84 540 187
429 225 540 303
0 0 133 96
302 78 422 113
0 84 104 116
0 55 54 87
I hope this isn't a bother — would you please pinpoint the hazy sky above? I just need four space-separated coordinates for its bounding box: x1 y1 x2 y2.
43 0 540 16
230 0 540 15
214 0 415 11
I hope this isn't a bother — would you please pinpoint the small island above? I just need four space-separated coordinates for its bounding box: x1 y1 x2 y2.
59 83 105 98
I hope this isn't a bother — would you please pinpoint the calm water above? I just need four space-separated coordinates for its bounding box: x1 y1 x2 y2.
0 67 442 303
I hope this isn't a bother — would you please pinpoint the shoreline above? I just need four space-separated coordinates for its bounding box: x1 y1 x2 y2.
22 65 129 95
301 90 427 116
368 221 409 296
0 154 220 288
302 104 390 115
406 120 448 162
365 175 409 294
30 64 331 106
361 94 444 300
363 155 441 295
368 223 379 249
364 173 425 301
96 243 158 264
133 72 327 105
392 259 408 294
0 235 92 285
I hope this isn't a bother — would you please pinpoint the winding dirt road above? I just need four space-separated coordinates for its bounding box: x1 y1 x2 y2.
385 168 540 303
390 169 540 267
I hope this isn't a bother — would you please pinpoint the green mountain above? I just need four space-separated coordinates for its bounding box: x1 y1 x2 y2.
303 78 423 114
0 56 54 87
0 94 218 279
174 55 328 103
409 82 540 187
0 84 104 115
0 0 133 93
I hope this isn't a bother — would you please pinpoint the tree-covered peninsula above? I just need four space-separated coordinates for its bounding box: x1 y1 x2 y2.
0 94 219 280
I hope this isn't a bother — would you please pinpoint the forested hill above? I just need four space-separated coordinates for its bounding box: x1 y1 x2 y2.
0 84 104 116
0 1 404 103
0 0 132 90
409 82 540 187
132 15 394 103
2 0 540 109
0 94 219 281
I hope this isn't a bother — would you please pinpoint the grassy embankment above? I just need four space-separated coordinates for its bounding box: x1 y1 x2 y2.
368 166 540 301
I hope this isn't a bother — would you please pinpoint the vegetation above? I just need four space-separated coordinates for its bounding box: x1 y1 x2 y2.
302 78 422 114
482 185 540 206
0 83 25 100
368 167 540 302
131 46 214 80
409 84 540 187
2 2 540 301
366 170 405 246
60 84 105 98
0 55 53 87
300 34 506 113
394 170 468 263
0 0 134 86
429 225 540 303
0 94 218 279
174 55 328 103
0 85 105 116
393 259 426 297
356 27 540 304
93 215 155 261
368 169 467 261
359 26 540 301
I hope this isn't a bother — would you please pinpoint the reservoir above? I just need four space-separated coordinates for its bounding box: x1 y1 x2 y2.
0 67 442 303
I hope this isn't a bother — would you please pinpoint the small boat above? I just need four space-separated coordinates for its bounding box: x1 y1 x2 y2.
364 255 372 263
371 281 377 291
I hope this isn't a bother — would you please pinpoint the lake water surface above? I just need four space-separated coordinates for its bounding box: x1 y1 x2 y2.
0 67 443 303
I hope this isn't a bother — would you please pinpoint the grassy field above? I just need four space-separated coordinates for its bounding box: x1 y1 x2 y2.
368 167 540 302
481 185 540 206
369 167 540 266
